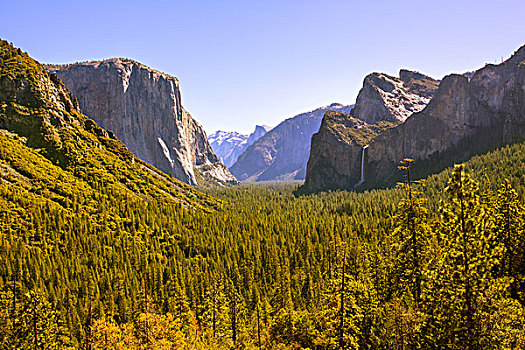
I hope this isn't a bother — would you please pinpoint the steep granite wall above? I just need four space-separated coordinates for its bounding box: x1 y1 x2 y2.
0 39 218 209
46 59 236 186
350 70 439 124
302 70 438 192
303 45 525 193
301 111 394 192
366 46 525 187
302 111 372 191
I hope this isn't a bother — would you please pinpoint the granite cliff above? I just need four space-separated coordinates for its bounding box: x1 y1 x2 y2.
350 70 439 124
46 59 236 186
302 69 438 192
302 111 394 191
0 39 217 209
230 103 353 182
302 45 525 193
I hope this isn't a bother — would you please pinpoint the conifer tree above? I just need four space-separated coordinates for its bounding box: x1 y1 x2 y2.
428 165 499 349
493 180 525 301
0 287 70 349
392 158 430 306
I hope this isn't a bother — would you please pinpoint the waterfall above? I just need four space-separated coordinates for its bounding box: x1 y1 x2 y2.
355 145 368 187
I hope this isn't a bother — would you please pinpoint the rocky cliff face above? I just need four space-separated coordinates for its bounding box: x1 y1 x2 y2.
0 39 217 209
350 70 439 124
366 46 525 186
208 125 271 168
230 103 353 182
302 111 395 192
246 125 272 148
303 45 525 193
302 70 437 192
46 59 236 186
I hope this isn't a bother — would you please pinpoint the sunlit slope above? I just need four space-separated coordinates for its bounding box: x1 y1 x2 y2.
0 39 220 219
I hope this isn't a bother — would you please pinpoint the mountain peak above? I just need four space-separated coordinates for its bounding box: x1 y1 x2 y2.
208 124 271 168
230 103 354 182
253 124 272 134
303 43 525 193
46 57 180 83
351 70 438 124
399 69 433 82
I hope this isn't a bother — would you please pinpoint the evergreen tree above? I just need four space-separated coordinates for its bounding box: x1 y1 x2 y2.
0 287 71 349
426 165 500 349
493 180 525 301
392 158 430 306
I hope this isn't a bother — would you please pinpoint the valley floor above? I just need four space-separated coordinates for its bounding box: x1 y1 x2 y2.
2 141 525 349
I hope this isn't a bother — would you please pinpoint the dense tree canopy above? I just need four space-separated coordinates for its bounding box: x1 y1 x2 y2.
1 139 525 348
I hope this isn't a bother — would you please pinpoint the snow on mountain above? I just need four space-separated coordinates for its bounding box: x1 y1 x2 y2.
208 125 272 168
229 103 354 182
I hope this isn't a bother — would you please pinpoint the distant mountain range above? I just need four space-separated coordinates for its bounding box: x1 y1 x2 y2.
229 103 354 182
208 125 272 168
31 40 525 194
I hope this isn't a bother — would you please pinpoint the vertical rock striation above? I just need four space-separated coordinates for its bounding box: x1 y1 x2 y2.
46 59 237 186
366 45 525 187
0 39 218 209
303 45 525 193
301 111 394 192
302 70 438 192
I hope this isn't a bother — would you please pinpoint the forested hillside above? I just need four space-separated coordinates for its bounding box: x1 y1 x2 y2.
2 122 525 348
0 39 218 347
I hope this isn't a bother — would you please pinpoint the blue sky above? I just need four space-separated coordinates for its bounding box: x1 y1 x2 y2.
2 0 524 134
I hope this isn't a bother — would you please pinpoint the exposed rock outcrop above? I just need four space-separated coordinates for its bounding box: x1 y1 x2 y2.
208 125 271 168
350 70 439 124
246 125 272 148
0 39 217 209
366 46 525 186
230 103 353 182
301 111 394 192
46 59 236 186
302 70 438 192
302 45 525 193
